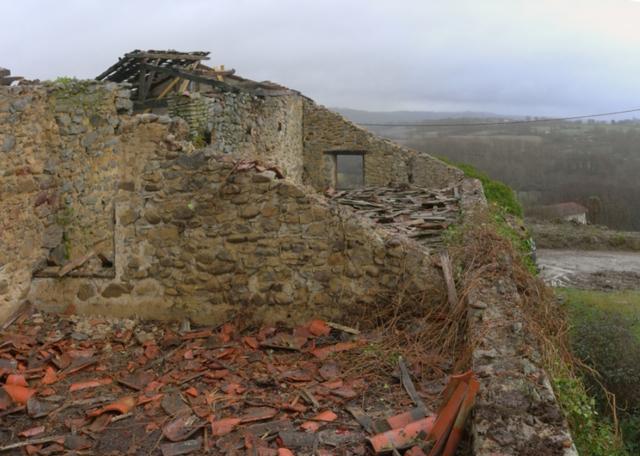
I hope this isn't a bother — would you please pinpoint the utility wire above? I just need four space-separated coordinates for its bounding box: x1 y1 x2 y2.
356 107 640 127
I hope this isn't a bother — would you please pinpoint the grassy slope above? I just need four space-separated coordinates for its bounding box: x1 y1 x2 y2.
559 288 640 454
559 289 640 340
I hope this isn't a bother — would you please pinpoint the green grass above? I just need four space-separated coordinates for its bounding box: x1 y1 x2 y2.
559 288 640 454
559 288 640 341
439 157 523 216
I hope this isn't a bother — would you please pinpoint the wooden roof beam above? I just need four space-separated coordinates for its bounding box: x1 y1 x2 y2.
140 63 240 93
125 51 209 61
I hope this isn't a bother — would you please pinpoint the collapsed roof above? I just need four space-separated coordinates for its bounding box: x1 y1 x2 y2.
95 50 297 111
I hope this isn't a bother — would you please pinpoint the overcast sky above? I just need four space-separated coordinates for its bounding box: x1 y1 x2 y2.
3 0 640 116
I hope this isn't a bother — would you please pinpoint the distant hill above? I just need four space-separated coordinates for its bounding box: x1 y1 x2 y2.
332 108 521 124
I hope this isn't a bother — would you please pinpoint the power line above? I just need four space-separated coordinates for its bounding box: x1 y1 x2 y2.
356 107 640 127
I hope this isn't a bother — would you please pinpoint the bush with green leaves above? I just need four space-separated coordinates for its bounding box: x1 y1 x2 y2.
438 157 523 216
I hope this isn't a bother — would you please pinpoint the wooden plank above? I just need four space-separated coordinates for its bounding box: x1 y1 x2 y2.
136 59 149 101
398 356 426 409
155 77 182 99
95 57 129 80
125 51 209 61
140 63 241 93
178 61 199 92
439 251 459 309
138 59 161 102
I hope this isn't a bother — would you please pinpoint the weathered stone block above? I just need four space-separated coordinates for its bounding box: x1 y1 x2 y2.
42 224 64 249
239 204 260 219
77 283 96 301
101 283 130 298
144 208 162 224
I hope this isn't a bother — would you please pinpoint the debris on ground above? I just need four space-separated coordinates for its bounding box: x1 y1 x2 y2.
330 186 461 248
0 312 475 455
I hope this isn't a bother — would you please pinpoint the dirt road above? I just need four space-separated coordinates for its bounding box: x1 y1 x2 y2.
537 249 640 290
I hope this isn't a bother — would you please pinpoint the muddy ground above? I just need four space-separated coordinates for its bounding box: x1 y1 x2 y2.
537 249 640 290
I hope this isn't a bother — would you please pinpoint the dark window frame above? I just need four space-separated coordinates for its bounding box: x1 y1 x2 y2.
324 150 366 189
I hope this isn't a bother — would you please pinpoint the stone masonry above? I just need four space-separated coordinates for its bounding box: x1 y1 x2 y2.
302 99 463 190
0 81 446 326
0 81 132 323
30 148 445 324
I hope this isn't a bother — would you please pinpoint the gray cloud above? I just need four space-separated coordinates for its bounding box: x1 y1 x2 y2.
3 0 640 116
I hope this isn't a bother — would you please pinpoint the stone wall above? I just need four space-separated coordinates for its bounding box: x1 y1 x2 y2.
30 144 445 325
458 180 577 455
0 81 132 322
302 99 463 190
168 91 305 185
3 81 450 326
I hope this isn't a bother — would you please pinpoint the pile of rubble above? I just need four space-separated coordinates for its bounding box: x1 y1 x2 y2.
0 311 476 455
331 186 461 248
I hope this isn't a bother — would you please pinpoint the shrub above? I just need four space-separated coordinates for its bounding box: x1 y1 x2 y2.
571 311 640 411
438 157 523 216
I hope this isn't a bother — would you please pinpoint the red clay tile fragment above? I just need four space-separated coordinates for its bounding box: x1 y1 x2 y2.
307 320 331 337
318 362 340 380
69 377 112 392
41 366 58 385
241 406 278 423
67 349 95 359
281 401 307 413
39 387 56 397
221 382 245 395
205 369 229 379
282 370 313 382
278 449 295 456
220 323 235 342
144 343 160 359
3 384 36 404
405 446 427 456
184 387 198 397
331 386 357 399
386 407 429 429
146 422 161 432
19 425 45 437
6 373 28 387
138 393 163 406
242 336 259 349
25 444 41 455
87 395 136 417
321 379 343 390
368 416 436 453
300 410 338 432
210 417 241 436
